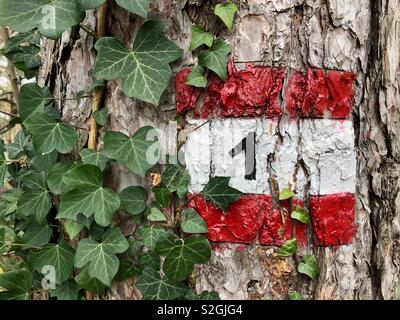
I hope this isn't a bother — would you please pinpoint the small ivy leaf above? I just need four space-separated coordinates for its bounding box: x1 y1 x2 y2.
139 225 170 251
79 149 108 171
119 186 148 215
19 84 55 122
139 252 160 270
93 21 182 105
62 164 103 190
198 40 231 80
116 260 142 282
28 242 75 285
189 24 213 51
201 177 242 211
92 109 108 127
116 0 151 18
0 189 21 218
50 280 80 300
298 255 319 280
214 0 238 31
161 164 190 198
186 66 207 88
47 161 78 195
152 186 169 208
0 140 7 188
6 45 40 69
136 267 186 300
0 269 33 300
29 150 58 173
74 267 106 295
147 207 167 222
6 130 32 160
24 113 78 154
157 235 211 281
0 0 85 39
21 218 52 247
64 220 84 240
0 228 5 255
77 0 106 11
76 79 104 103
103 127 160 176
74 228 129 286
181 208 208 234
0 31 40 55
279 188 295 201
288 291 302 300
291 205 311 224
185 289 220 300
277 238 297 257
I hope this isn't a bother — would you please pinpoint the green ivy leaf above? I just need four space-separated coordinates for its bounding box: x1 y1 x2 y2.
62 164 103 189
288 291 302 300
291 206 311 224
279 188 295 201
157 235 211 281
198 40 231 80
186 66 207 88
92 109 108 127
139 225 170 251
103 126 159 176
24 113 78 154
278 238 297 257
161 164 190 198
181 208 208 234
136 267 186 300
298 255 319 280
93 21 182 105
30 150 58 173
79 149 108 171
139 252 160 270
116 260 142 282
185 289 220 300
0 140 7 188
189 24 213 51
77 0 106 10
214 0 238 31
6 130 32 160
0 189 21 218
201 177 242 211
47 161 78 195
51 280 80 300
74 228 129 286
115 0 151 18
21 219 52 247
0 228 5 255
6 45 40 69
0 0 85 39
147 207 167 222
0 269 33 300
19 84 53 122
64 220 84 240
152 186 169 208
0 31 40 55
28 242 75 284
119 186 147 215
74 266 106 295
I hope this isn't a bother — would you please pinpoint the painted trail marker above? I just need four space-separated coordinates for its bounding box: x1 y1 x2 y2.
176 63 357 247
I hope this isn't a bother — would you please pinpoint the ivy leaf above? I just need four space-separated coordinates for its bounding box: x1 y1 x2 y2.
186 66 207 88
6 130 32 160
115 0 151 18
47 161 78 195
181 208 208 234
0 0 85 39
136 267 186 300
62 164 103 189
139 225 170 251
198 40 231 80
157 235 211 281
19 83 53 122
75 267 106 295
0 269 33 300
79 149 108 171
22 219 52 247
92 109 108 127
161 164 190 198
189 25 213 51
291 206 311 224
0 189 21 218
147 207 167 222
279 188 295 200
214 0 238 31
77 0 106 11
0 140 7 188
152 186 169 208
201 177 242 211
103 127 159 176
185 289 220 300
298 255 319 280
119 186 148 215
278 238 297 257
6 45 40 69
93 21 182 105
28 242 75 284
64 220 84 240
30 150 58 173
51 280 80 300
74 228 129 286
116 260 142 282
139 252 160 270
24 113 78 154
288 291 302 300
0 31 40 55
0 228 5 256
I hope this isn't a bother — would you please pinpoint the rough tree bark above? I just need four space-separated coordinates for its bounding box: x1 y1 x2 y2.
36 0 399 300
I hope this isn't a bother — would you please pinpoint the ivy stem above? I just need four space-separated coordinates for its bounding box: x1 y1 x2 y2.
46 96 91 101
79 24 99 40
5 242 41 250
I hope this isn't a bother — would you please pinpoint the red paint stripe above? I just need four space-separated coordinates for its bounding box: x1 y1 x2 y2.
175 65 356 119
310 193 356 246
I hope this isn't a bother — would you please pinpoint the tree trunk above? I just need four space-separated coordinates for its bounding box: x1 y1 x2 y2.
37 0 400 300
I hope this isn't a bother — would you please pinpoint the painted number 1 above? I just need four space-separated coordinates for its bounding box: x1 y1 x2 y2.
229 132 256 180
